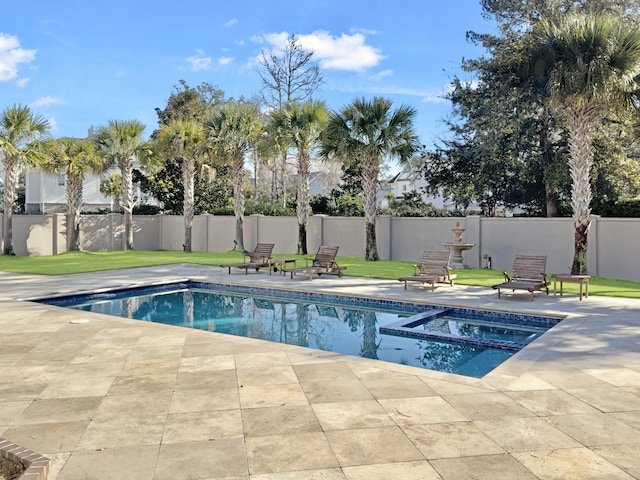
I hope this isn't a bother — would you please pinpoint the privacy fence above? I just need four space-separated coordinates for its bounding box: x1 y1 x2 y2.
3 213 639 281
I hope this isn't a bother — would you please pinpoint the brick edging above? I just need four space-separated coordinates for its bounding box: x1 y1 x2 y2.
0 437 50 480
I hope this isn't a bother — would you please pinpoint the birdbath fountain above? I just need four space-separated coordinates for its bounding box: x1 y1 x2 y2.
443 221 475 268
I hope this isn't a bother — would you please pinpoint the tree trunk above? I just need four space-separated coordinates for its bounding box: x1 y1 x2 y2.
182 158 195 253
233 155 245 252
1 157 19 255
66 173 83 251
120 158 135 250
361 157 379 261
567 103 596 275
296 151 310 255
540 106 560 217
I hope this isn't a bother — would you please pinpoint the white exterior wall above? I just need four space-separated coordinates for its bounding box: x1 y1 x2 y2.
25 170 111 213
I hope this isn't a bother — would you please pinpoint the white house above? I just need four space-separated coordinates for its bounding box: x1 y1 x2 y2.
25 170 112 214
387 162 450 209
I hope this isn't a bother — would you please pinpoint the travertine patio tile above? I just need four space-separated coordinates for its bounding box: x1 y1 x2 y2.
155 439 248 479
475 416 581 452
342 461 441 480
251 469 345 480
442 392 535 421
162 409 243 443
311 400 395 430
545 412 640 447
169 387 240 413
0 400 31 425
178 354 236 372
301 380 374 404
239 383 309 408
242 405 322 436
246 431 338 474
430 454 539 480
403 422 504 459
527 369 620 390
485 372 556 391
349 365 438 399
235 351 292 368
567 386 640 412
3 420 89 453
379 396 467 425
593 444 640 479
13 396 102 424
75 414 165 450
125 344 184 360
325 426 424 466
294 362 360 383
57 445 158 480
583 367 640 387
421 377 496 395
506 389 600 416
107 373 176 395
39 376 115 399
174 369 237 390
513 447 636 479
94 391 173 418
58 360 124 378
610 410 640 431
237 365 298 386
119 357 181 376
0 382 47 401
1 364 66 383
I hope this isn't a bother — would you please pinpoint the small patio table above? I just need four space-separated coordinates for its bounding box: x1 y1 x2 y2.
268 258 296 275
552 274 591 301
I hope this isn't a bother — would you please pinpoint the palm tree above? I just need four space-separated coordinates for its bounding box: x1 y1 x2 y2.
41 137 105 251
525 15 640 274
157 119 208 253
268 101 328 254
93 120 148 250
205 102 263 252
321 97 419 261
0 104 51 255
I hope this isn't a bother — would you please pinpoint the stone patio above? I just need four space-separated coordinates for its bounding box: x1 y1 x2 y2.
0 264 639 479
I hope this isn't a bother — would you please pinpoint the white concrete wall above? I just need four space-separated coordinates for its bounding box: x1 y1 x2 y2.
1 213 639 281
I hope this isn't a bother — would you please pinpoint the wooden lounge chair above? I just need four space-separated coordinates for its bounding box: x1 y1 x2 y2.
224 243 275 274
398 250 457 290
492 254 549 301
282 245 346 280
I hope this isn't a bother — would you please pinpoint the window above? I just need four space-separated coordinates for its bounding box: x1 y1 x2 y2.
57 174 66 186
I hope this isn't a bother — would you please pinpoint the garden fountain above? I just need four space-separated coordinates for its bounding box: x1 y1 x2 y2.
443 221 475 268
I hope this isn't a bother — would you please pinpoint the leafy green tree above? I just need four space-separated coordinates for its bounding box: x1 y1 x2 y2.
100 172 122 212
321 97 419 260
94 119 149 250
0 104 51 255
41 137 105 251
523 14 640 273
268 101 327 254
205 101 263 251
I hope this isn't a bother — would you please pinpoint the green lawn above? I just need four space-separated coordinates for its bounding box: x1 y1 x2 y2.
0 250 638 299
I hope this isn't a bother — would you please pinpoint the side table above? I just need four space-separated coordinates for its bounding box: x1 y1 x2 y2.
552 274 591 301
268 258 296 275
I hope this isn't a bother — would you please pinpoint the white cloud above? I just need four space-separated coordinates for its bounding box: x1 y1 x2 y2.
0 33 36 82
186 49 212 71
256 30 385 72
218 56 233 66
334 83 449 103
17 77 30 87
369 69 393 81
225 18 238 27
30 96 65 107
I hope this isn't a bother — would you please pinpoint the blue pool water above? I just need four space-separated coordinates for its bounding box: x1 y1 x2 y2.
39 282 563 377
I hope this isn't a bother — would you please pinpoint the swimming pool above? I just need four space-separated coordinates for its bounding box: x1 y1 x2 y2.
38 281 563 377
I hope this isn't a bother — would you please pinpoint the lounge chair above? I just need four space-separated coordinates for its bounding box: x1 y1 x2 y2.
492 254 549 301
224 243 275 274
282 245 346 280
398 250 457 290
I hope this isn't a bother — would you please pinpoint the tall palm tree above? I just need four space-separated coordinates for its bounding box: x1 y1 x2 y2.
321 97 419 261
41 137 105 251
205 102 263 252
525 15 640 274
157 119 208 253
93 119 148 250
0 104 51 255
268 101 328 254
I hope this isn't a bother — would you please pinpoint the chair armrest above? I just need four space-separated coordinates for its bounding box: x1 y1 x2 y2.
503 271 511 282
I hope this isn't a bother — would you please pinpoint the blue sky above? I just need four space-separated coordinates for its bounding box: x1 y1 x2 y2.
2 0 495 170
